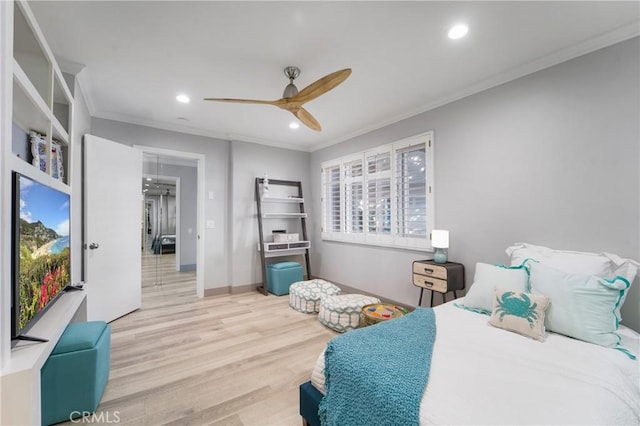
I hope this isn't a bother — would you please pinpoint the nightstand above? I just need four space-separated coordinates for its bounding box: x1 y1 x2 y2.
412 260 465 307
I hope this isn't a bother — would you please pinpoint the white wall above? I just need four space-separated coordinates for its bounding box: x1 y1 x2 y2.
310 37 640 331
90 118 230 290
229 141 311 286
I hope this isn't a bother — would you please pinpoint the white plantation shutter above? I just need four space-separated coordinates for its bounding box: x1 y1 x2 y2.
322 164 341 233
321 132 433 249
366 151 391 235
344 159 363 233
395 143 427 239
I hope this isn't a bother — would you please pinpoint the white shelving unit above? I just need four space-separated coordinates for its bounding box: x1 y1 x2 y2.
1 1 80 424
261 196 304 203
263 240 311 258
262 212 308 218
11 0 73 185
255 178 311 295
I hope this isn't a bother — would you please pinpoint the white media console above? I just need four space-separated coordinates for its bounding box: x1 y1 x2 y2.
0 290 86 425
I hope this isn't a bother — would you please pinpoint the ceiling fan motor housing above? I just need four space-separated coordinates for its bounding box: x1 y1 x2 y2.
283 66 301 98
283 82 299 98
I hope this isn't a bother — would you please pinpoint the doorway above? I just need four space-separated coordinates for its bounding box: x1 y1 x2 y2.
137 145 205 298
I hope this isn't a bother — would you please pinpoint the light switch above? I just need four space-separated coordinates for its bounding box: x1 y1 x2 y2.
206 220 215 229
208 191 214 200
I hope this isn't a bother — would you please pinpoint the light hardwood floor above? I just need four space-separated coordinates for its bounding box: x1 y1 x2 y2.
92 253 336 425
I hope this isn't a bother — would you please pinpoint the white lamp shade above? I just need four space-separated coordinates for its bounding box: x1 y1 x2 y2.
432 230 449 248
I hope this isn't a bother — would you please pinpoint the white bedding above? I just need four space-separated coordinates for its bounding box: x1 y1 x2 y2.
311 299 640 425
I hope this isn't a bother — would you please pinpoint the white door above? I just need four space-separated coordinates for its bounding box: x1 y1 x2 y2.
84 134 142 322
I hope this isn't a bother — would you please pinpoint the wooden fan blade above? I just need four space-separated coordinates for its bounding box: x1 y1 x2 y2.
293 107 321 132
203 97 282 106
290 68 351 105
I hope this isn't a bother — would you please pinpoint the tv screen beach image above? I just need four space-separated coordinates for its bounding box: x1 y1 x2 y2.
16 174 70 331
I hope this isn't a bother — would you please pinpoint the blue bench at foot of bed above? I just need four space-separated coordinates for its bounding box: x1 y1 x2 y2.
300 381 322 426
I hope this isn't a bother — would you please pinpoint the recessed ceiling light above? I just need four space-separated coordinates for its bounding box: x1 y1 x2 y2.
146 177 152 181
289 122 300 129
448 24 468 40
176 94 190 103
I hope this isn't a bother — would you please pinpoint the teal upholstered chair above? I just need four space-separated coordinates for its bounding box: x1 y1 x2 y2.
41 321 111 425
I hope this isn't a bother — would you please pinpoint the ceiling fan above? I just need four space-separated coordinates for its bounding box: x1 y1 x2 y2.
204 66 352 132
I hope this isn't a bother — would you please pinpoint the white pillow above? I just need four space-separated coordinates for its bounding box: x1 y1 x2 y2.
506 242 639 284
529 261 635 357
458 262 529 315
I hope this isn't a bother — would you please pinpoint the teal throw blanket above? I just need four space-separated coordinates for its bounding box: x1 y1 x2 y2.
319 307 436 426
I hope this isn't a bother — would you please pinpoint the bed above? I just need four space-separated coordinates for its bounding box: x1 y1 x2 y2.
152 234 175 254
301 243 640 425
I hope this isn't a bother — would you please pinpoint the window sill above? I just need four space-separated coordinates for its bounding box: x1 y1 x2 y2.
321 233 432 252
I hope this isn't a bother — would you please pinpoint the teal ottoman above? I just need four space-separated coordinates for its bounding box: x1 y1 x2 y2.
266 261 303 295
41 321 111 425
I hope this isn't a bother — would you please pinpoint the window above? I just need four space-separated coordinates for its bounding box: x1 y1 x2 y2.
395 144 427 239
321 132 434 250
344 158 363 233
322 164 341 233
366 151 391 236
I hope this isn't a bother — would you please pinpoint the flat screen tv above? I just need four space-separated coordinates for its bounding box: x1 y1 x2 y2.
11 171 71 342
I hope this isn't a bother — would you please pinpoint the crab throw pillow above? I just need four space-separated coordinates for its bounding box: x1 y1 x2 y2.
489 289 550 341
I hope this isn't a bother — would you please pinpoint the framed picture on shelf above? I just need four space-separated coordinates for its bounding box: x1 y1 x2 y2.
30 132 47 173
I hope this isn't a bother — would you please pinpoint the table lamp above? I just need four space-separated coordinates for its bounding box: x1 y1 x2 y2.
432 229 449 264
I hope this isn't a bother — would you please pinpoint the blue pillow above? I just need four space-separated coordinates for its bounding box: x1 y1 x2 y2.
528 261 634 358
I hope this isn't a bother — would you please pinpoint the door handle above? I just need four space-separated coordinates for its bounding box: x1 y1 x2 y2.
89 242 100 250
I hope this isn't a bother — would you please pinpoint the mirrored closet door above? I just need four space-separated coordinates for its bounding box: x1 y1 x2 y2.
141 153 198 296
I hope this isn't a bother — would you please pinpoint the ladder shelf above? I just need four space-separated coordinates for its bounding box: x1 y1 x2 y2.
255 178 311 295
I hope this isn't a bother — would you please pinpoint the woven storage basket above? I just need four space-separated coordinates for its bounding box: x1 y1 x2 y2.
360 303 408 327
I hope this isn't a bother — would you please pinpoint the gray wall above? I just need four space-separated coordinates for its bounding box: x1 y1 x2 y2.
90 119 311 291
90 118 230 289
310 37 640 331
230 141 311 286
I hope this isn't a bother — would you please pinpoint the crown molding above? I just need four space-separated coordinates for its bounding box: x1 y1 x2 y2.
93 111 314 152
57 58 85 76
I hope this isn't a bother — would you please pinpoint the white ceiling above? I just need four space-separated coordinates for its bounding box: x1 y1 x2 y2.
30 1 639 152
